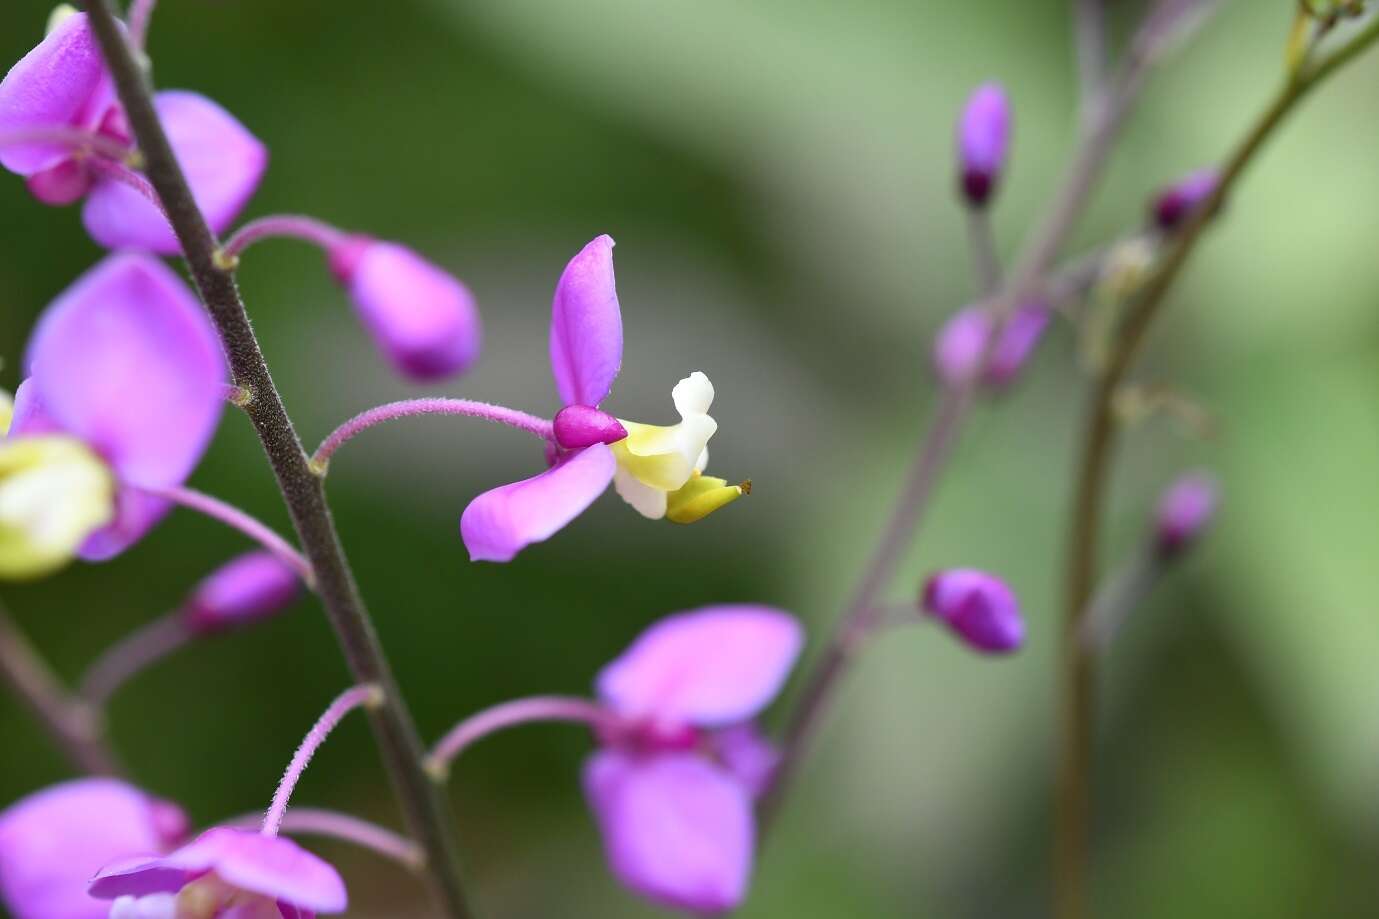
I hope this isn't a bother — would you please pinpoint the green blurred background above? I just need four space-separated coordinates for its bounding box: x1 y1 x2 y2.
3 1 1379 916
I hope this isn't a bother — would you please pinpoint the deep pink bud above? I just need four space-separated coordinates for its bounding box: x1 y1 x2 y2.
1151 168 1219 232
329 237 482 382
922 568 1024 654
1154 472 1217 557
183 551 302 635
932 301 1049 388
553 405 628 449
956 83 1011 207
26 159 91 205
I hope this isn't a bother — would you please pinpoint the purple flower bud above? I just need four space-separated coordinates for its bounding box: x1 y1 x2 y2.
1151 168 1219 232
932 302 1049 388
922 568 1024 654
956 83 1011 207
183 551 302 635
1154 472 1217 557
329 237 482 382
553 405 628 449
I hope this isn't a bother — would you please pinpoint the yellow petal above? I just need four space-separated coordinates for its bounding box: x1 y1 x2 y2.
666 472 749 524
0 389 12 438
0 437 114 580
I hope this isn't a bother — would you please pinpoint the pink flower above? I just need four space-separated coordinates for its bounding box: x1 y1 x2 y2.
90 828 347 919
922 568 1025 654
0 12 266 253
956 82 1012 207
1154 471 1217 557
0 779 188 919
2 253 225 576
461 236 747 562
327 237 481 381
584 607 802 914
932 301 1049 389
183 551 303 635
430 606 803 914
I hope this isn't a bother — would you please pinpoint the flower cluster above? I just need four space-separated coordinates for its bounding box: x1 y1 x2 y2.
0 3 1242 918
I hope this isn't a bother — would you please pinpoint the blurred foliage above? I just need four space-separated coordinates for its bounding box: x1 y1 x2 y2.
3 1 1379 916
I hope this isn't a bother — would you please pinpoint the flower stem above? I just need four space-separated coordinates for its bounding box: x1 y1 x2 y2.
83 5 481 916
220 214 351 261
230 807 425 870
763 9 1165 822
965 209 1002 296
312 399 555 473
263 684 383 837
126 0 159 50
134 483 314 585
79 612 192 708
0 598 122 776
425 696 613 780
1055 21 1379 919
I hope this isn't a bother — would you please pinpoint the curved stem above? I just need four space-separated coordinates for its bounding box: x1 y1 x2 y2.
1079 543 1163 654
80 612 191 708
86 156 165 214
426 696 612 780
83 7 480 916
311 399 555 473
229 808 425 870
1055 22 1379 919
0 126 132 161
134 484 314 585
0 598 122 776
220 214 351 261
263 684 383 837
126 0 159 51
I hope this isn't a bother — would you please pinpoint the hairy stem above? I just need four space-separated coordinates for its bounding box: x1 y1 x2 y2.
80 612 192 708
1055 19 1379 919
82 4 478 915
0 600 121 776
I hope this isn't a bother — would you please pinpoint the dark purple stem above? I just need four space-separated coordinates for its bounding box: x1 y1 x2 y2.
82 5 478 916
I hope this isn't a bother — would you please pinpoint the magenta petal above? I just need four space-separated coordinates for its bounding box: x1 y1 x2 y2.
340 241 482 381
78 489 172 562
584 751 753 916
460 443 615 563
25 253 225 487
714 724 781 799
596 606 803 728
6 379 63 438
83 91 266 253
0 779 185 919
93 829 346 914
0 13 105 176
549 235 623 407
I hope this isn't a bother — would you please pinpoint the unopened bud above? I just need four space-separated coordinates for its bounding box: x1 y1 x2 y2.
329 238 482 382
183 551 302 635
553 405 627 449
921 568 1024 654
1154 472 1218 558
933 302 1048 389
956 83 1012 208
1151 168 1219 233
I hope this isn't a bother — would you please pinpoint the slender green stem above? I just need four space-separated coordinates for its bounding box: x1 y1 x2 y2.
1054 19 1379 919
81 4 476 916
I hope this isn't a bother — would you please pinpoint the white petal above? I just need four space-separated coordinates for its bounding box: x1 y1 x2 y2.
672 371 714 417
694 447 709 474
613 464 668 519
